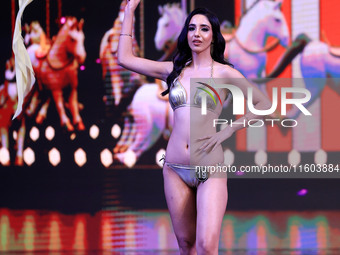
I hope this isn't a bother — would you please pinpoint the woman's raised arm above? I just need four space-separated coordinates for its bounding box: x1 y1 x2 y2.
117 0 173 81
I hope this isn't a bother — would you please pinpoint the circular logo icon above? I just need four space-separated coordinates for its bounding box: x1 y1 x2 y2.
196 167 209 182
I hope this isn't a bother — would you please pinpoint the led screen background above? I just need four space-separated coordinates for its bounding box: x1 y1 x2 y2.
0 0 340 251
0 0 339 169
0 0 339 205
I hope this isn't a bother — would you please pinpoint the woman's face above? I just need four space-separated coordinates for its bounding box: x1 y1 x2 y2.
187 14 213 54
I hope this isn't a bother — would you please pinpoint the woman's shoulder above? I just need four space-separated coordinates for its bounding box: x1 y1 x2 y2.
214 62 244 79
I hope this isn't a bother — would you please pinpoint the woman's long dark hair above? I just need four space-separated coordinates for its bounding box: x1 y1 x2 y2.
161 7 233 96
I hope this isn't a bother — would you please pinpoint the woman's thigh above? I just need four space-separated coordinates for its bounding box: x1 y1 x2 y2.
163 164 197 243
196 177 228 243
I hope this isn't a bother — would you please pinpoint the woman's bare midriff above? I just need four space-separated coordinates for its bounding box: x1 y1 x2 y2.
165 107 224 166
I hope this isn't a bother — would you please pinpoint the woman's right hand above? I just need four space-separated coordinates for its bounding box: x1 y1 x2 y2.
125 0 141 13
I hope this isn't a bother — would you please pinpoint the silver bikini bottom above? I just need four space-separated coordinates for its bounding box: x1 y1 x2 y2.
163 159 223 188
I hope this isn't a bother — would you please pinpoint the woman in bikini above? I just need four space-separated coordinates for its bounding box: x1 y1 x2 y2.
118 0 271 253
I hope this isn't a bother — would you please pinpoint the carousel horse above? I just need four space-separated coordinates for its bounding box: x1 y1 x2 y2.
225 0 289 94
251 30 340 120
113 80 173 166
154 3 186 53
28 17 86 132
26 21 85 126
0 57 26 166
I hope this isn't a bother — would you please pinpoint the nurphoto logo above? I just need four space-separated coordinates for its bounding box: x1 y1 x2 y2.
197 81 312 128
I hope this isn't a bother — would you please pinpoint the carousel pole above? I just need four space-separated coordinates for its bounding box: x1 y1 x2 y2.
11 0 16 37
181 0 187 13
242 0 246 15
58 0 62 27
190 0 194 12
139 0 144 58
11 0 16 60
46 0 50 38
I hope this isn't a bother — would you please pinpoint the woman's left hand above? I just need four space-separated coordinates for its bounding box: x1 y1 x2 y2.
196 126 234 152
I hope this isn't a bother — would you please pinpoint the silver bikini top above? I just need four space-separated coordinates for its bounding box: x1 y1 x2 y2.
169 61 223 115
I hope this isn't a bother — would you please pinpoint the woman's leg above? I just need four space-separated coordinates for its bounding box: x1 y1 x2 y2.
163 164 197 255
196 177 228 255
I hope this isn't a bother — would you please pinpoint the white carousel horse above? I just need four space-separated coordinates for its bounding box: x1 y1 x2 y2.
114 82 173 166
224 0 289 150
250 32 340 120
154 2 186 51
226 0 289 94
